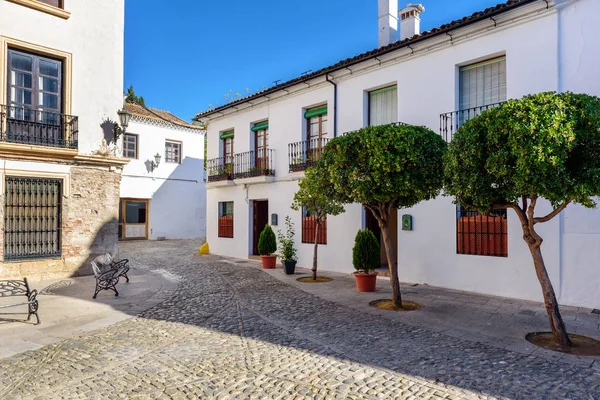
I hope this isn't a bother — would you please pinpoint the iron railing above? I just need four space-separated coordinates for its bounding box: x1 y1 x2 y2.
0 105 78 149
4 176 62 261
288 138 329 172
439 102 505 141
456 206 507 257
233 149 275 179
207 156 234 182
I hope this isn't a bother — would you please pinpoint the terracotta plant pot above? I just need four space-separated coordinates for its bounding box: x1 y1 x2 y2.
354 272 378 292
261 255 277 269
283 260 297 275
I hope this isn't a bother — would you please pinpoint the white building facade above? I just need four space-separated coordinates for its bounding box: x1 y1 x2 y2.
119 103 206 241
197 0 600 309
0 0 127 279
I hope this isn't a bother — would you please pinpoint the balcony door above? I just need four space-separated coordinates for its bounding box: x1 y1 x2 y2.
306 108 327 164
254 127 269 172
7 50 63 145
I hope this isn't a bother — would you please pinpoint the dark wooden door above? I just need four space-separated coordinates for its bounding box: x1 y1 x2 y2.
365 208 381 244
252 200 269 255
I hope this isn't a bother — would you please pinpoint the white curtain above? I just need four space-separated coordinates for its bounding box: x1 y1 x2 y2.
369 86 398 126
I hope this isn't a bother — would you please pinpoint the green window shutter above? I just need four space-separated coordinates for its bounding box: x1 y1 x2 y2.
251 121 269 132
304 106 328 119
220 131 234 139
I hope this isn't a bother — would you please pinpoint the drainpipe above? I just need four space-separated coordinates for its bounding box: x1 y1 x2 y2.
325 74 338 137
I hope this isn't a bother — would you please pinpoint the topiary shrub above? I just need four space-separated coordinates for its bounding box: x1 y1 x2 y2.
258 225 277 256
352 229 380 273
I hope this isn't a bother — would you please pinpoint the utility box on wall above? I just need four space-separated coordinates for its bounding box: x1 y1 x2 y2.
271 214 278 226
402 214 413 231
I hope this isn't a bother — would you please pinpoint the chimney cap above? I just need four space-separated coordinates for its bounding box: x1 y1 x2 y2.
399 3 425 15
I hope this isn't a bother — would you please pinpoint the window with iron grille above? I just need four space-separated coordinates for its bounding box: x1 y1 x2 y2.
301 207 327 245
218 201 233 238
165 140 181 163
456 204 507 257
4 176 62 261
122 133 138 159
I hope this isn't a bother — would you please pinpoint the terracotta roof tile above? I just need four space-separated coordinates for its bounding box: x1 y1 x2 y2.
194 0 537 120
125 103 203 130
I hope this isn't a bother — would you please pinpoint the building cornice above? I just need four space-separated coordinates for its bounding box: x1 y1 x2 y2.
130 115 205 134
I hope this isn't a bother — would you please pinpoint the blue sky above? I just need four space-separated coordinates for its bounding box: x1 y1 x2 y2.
124 0 504 121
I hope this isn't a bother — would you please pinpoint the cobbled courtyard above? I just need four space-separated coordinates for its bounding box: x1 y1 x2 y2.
0 240 598 399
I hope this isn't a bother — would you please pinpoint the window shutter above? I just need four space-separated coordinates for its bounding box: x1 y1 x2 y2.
369 86 397 126
459 57 506 110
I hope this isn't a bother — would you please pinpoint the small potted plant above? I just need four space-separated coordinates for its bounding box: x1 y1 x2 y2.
352 229 380 292
258 225 277 269
277 216 297 275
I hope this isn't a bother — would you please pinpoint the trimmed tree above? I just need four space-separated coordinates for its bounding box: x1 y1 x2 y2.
291 166 345 280
257 225 277 256
320 124 447 307
444 92 600 347
352 229 380 273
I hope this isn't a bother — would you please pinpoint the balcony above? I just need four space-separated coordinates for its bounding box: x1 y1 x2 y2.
233 149 275 180
439 102 505 141
288 138 329 172
207 156 234 183
1 105 78 149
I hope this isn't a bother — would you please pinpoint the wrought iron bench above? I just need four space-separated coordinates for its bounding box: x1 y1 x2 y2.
91 254 130 299
0 278 40 324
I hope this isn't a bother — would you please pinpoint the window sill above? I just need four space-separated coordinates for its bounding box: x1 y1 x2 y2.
7 0 71 19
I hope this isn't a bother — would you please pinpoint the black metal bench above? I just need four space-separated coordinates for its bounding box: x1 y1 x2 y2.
0 278 40 324
91 255 130 299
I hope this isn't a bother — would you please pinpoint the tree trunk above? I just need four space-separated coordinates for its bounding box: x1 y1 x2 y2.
312 222 319 281
379 220 402 308
526 241 572 347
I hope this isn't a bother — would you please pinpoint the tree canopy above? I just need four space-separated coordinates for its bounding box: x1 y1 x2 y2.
125 85 146 107
444 92 600 213
291 166 345 221
321 124 447 210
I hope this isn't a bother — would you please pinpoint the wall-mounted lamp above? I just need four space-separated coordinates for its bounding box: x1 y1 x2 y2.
115 106 132 137
149 152 161 172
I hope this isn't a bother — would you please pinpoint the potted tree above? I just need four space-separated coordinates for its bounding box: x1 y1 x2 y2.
258 225 277 269
352 229 380 292
277 216 297 275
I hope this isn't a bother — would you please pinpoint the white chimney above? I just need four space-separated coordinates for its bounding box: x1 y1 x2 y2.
378 0 399 48
399 3 425 41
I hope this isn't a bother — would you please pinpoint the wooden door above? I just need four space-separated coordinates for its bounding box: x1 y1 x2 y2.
252 200 269 255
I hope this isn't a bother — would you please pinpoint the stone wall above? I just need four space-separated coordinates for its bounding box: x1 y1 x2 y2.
0 166 121 280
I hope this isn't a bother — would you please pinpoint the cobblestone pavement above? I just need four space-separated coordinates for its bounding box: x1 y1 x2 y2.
0 240 598 399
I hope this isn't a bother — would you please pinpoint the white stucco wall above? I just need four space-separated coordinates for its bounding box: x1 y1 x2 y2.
120 119 206 241
0 0 125 154
203 0 600 309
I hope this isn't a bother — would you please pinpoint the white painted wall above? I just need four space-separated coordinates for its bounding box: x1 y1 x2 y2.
203 0 600 309
0 0 125 154
120 119 206 240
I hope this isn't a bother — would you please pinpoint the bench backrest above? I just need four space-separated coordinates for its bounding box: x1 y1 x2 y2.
0 279 30 297
91 253 114 277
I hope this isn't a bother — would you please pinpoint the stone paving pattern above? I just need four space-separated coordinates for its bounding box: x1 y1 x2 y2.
0 240 598 399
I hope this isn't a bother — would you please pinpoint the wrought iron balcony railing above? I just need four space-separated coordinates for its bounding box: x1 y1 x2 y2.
0 105 78 149
288 138 329 172
233 149 275 179
439 102 505 142
207 156 234 182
